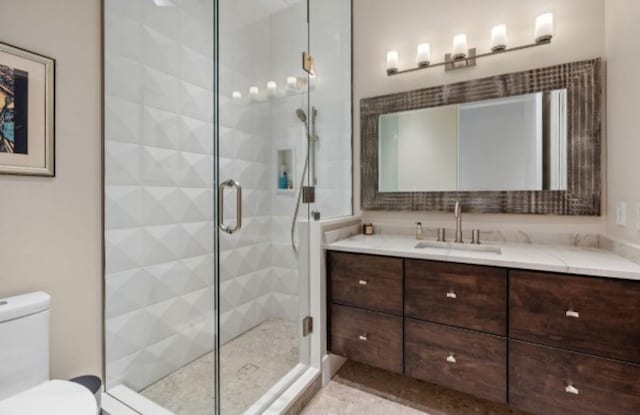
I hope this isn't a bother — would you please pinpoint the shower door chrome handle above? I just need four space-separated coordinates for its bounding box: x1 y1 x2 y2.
218 179 242 234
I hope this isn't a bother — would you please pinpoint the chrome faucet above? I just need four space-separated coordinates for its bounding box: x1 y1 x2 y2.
454 201 463 243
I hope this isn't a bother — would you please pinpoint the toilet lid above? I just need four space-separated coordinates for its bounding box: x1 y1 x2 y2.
0 380 98 415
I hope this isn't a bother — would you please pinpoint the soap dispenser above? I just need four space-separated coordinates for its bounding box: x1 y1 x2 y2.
278 164 288 189
415 222 424 240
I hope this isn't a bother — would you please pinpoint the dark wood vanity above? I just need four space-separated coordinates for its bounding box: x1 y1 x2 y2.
327 251 640 415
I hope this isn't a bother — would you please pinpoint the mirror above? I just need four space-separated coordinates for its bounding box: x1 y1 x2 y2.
361 59 602 215
379 90 567 192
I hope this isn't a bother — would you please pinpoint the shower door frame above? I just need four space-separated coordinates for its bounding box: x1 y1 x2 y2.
212 0 220 412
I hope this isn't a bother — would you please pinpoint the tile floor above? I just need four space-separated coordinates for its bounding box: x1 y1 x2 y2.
141 319 299 415
302 361 528 415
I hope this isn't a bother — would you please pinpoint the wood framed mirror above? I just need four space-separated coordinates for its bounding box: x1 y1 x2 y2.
361 59 602 215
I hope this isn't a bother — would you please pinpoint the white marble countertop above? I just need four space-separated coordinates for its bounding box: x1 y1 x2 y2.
325 233 640 281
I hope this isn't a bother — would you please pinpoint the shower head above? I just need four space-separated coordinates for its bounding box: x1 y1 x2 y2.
296 108 307 123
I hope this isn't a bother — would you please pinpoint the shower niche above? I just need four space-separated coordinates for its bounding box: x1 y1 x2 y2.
277 148 295 192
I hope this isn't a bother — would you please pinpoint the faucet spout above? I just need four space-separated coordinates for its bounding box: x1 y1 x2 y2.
454 201 463 243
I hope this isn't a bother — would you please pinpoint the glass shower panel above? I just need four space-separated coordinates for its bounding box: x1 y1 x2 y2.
218 0 311 413
309 0 353 219
104 0 216 413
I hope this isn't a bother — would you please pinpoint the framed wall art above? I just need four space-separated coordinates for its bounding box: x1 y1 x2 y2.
0 42 55 176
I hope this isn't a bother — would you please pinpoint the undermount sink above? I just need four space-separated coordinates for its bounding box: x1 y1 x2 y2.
414 241 502 255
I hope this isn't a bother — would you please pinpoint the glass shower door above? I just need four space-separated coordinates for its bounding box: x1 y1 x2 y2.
216 0 312 413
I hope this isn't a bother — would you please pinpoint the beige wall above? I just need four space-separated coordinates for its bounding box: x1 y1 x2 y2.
0 0 103 379
354 0 606 232
605 0 640 243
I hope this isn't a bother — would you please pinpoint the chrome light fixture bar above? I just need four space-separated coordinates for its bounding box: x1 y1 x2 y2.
386 13 554 76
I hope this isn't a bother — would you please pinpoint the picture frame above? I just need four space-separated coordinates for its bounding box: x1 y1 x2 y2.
0 41 55 176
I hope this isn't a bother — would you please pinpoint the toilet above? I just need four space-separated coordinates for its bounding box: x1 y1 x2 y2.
0 292 99 414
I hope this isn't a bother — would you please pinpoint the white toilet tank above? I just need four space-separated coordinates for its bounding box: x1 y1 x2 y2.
0 292 50 400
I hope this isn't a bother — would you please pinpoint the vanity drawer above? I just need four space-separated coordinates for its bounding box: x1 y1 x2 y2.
329 304 403 374
509 270 640 363
328 251 403 315
405 319 507 403
509 340 640 415
405 260 507 335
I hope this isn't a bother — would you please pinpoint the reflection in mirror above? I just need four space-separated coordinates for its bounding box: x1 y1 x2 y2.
378 89 567 192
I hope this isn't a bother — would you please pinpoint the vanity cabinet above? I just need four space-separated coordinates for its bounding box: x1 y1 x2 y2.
509 270 640 363
405 259 507 335
509 341 640 415
329 304 403 374
328 252 403 315
326 251 640 415
327 252 404 374
405 319 507 403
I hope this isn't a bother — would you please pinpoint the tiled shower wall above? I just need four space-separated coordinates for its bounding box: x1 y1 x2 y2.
104 0 215 390
105 0 351 391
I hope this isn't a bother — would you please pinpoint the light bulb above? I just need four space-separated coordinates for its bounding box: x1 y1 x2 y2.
286 76 297 90
267 81 277 96
491 24 507 51
386 50 399 74
416 43 431 67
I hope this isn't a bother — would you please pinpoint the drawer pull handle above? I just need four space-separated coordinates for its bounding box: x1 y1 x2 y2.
358 280 368 286
565 385 579 395
446 291 457 299
359 334 368 341
446 354 457 364
565 310 580 318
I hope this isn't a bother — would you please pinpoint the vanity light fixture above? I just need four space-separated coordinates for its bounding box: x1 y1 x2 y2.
240 73 318 105
386 12 553 76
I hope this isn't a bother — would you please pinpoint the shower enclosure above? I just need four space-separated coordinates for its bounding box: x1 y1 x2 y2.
103 0 351 413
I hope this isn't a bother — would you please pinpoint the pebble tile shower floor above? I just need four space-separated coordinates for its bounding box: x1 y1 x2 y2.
141 319 298 415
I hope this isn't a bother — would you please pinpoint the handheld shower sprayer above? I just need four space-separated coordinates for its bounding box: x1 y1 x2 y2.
296 108 307 123
290 107 318 252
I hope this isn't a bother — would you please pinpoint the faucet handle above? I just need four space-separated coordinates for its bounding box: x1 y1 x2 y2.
453 200 463 243
471 229 481 245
